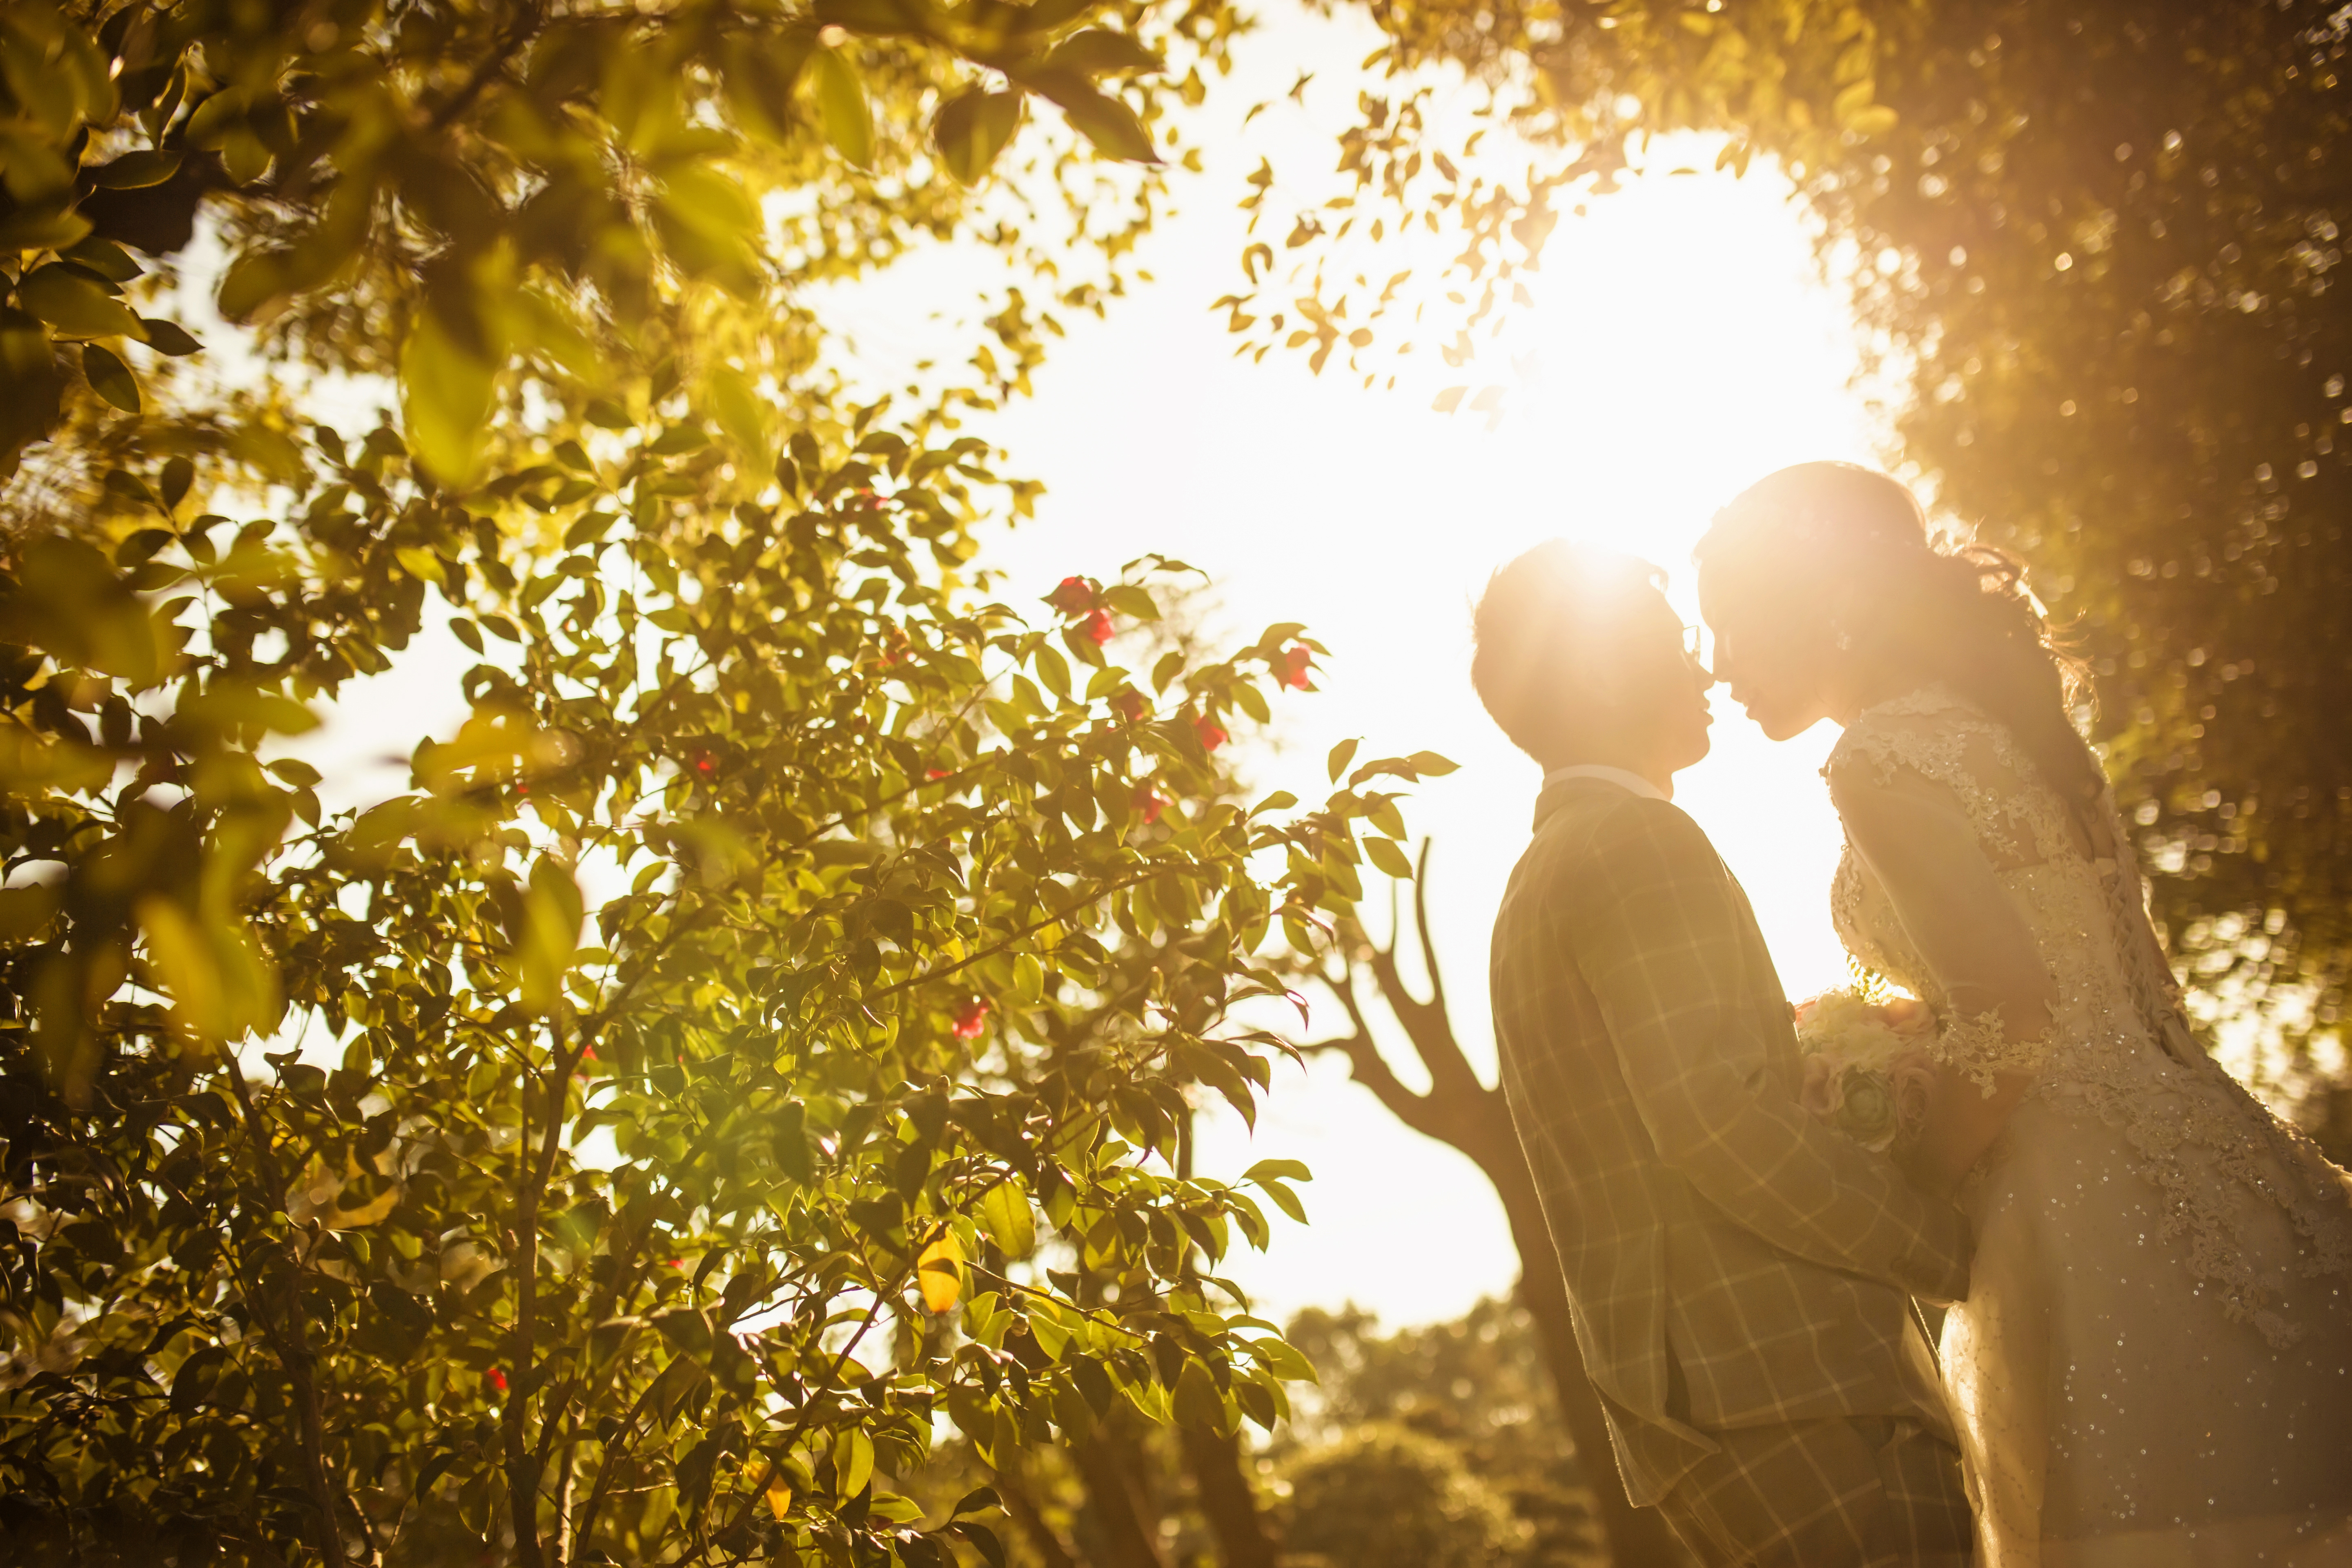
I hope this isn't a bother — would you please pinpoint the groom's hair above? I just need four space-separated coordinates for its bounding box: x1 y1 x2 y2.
1471 541 1671 764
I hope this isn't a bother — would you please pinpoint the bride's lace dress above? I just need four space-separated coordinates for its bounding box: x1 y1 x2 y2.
1827 687 2352 1566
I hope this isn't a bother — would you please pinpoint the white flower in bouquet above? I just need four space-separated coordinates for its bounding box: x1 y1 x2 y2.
1793 988 1937 1154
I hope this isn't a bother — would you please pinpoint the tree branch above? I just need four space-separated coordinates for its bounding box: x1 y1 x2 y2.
1362 840 1486 1103
222 1056 355 1568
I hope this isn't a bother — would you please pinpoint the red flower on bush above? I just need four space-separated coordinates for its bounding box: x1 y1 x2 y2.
1194 714 1229 752
1278 644 1314 690
1111 689 1148 724
486 1367 508 1394
925 767 951 781
693 753 713 774
1136 783 1165 824
1047 575 1095 615
951 997 991 1040
1081 608 1114 646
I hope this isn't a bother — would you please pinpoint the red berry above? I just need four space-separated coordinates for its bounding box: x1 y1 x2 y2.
695 755 713 774
951 997 991 1040
1082 608 1114 646
486 1367 508 1393
1047 576 1094 615
925 767 951 781
1194 715 1229 752
1279 644 1313 690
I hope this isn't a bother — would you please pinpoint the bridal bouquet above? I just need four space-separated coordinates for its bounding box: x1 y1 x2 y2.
1793 988 1937 1154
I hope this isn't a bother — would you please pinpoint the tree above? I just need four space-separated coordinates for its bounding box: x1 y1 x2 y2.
1278 1299 1596 1568
1280 1423 1523 1568
0 0 1459 1563
1235 0 2352 1093
1302 849 1687 1568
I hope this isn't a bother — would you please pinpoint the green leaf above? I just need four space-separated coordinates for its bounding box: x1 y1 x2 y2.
704 364 770 466
0 205 91 251
137 318 202 355
0 884 59 940
978 1180 1036 1260
1406 750 1459 777
1364 835 1414 880
87 149 183 189
1250 1335 1319 1384
1044 30 1163 77
809 48 873 170
1173 1357 1229 1431
1033 642 1070 700
398 306 497 486
1326 737 1359 784
215 249 291 323
60 237 143 282
1256 1178 1307 1225
932 88 1022 187
519 856 584 1014
17 265 143 339
81 343 139 412
1241 1158 1312 1185
1032 74 1159 165
832 1425 875 1500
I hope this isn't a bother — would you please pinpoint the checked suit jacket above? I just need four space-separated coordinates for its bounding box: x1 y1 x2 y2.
1490 775 1971 1506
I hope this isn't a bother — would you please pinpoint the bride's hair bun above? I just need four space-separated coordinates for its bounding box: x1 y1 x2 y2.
1696 461 2106 817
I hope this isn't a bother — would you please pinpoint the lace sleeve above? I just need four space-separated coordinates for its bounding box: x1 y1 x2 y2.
1933 1007 2060 1096
1828 690 2066 1095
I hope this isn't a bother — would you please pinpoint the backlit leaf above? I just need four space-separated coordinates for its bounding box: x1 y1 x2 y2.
917 1228 964 1314
933 88 1022 187
81 343 139 412
810 48 873 169
978 1180 1036 1259
18 265 142 339
398 307 496 486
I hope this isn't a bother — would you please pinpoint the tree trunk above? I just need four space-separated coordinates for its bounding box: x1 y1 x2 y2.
1180 1423 1281 1568
1070 1432 1171 1568
994 1458 1083 1568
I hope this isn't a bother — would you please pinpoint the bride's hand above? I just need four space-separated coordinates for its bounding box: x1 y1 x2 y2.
1797 1054 1840 1120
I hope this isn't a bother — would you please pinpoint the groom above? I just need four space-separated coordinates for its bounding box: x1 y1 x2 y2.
1476 542 1973 1567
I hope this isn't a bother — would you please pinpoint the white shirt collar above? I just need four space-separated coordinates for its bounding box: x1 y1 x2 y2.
1541 763 1671 803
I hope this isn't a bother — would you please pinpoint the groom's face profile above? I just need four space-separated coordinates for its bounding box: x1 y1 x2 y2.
1470 543 1713 780
1608 590 1716 774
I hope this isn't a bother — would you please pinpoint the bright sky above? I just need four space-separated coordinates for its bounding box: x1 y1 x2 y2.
270 2 1898 1331
821 6 1899 1327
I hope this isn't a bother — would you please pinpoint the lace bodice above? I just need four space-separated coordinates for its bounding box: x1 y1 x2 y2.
1826 687 2352 1346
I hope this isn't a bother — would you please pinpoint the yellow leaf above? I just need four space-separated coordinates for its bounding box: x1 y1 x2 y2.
917 1229 964 1314
765 1474 793 1521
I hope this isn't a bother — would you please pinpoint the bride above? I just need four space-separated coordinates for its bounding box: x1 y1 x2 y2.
1693 462 2352 1566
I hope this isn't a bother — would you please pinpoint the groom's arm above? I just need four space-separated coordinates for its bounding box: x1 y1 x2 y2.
1565 797 1972 1304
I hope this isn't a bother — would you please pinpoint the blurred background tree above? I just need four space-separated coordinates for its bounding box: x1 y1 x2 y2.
1238 0 2352 1145
1276 1299 1596 1568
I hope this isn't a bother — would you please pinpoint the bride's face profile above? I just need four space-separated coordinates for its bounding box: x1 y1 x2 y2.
1698 577 1840 741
